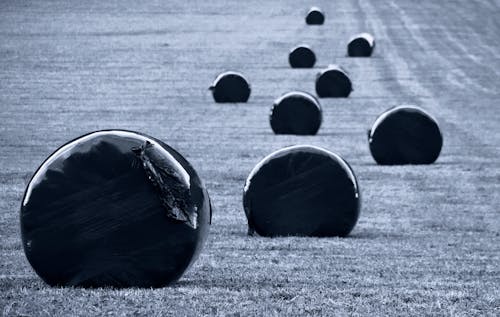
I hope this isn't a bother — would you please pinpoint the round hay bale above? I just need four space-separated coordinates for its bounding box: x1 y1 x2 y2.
315 65 353 98
305 7 325 25
209 71 251 103
21 130 212 288
368 105 443 165
270 91 322 135
243 145 360 237
289 45 316 68
347 33 375 57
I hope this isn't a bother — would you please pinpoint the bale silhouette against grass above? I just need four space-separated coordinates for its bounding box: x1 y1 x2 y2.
347 33 375 57
368 105 443 165
315 65 353 98
289 45 316 68
243 145 360 237
210 71 251 103
270 91 322 135
20 130 212 288
305 7 325 25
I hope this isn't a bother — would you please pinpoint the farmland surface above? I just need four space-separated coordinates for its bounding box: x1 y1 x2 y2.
1 0 499 315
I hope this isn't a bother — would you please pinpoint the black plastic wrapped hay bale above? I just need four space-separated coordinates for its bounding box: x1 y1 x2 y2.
209 71 251 103
347 33 375 57
305 7 325 25
270 91 322 135
315 65 353 98
20 130 212 288
243 145 360 237
289 45 316 68
368 105 443 165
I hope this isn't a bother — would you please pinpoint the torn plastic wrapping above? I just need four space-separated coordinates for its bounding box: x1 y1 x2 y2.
132 140 197 229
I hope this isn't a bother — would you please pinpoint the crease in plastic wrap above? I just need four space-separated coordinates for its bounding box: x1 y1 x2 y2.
132 140 197 229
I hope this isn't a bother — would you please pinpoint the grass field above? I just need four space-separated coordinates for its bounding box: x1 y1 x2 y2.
1 0 499 315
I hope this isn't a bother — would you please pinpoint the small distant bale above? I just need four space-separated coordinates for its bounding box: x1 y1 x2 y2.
289 45 316 68
270 91 322 135
306 7 325 25
368 105 443 165
315 65 353 98
347 33 375 57
210 71 251 103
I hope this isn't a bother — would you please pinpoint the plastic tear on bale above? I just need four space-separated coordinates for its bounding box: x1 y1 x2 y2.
305 7 325 25
20 130 212 288
315 65 353 98
368 105 443 165
270 91 322 135
347 33 375 57
289 45 316 68
243 145 360 237
209 71 251 103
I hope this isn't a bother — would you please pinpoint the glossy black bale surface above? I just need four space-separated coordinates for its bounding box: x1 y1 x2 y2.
20 130 211 288
348 33 375 57
210 71 251 103
368 106 443 165
243 145 360 237
315 65 353 98
305 7 325 25
270 91 322 135
289 45 316 68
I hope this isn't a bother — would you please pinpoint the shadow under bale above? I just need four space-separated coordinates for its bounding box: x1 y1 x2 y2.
315 65 353 98
289 45 316 68
243 145 360 237
270 91 322 135
347 33 375 57
305 7 325 25
210 71 251 103
368 105 443 165
20 130 212 288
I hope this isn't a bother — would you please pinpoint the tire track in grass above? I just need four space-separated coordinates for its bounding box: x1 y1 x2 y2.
357 0 500 303
432 1 500 91
360 0 500 190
